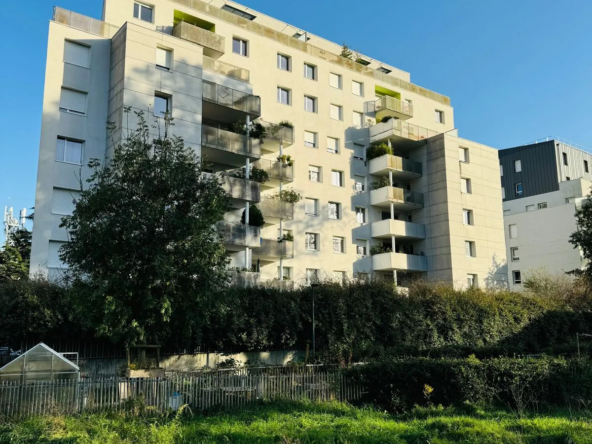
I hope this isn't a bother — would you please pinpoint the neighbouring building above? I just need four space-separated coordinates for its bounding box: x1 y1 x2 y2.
499 139 592 290
31 0 507 289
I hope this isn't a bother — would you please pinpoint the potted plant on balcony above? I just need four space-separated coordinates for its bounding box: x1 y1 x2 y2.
240 205 265 227
366 143 393 161
371 176 391 190
231 121 267 143
282 233 294 242
277 154 294 167
370 244 392 256
267 187 302 204
233 166 269 184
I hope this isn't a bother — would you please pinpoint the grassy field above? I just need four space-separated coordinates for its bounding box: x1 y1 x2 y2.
2 401 592 443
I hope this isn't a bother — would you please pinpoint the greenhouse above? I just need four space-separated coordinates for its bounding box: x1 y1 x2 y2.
0 343 80 382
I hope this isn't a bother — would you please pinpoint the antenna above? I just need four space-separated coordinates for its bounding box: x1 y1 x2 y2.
3 206 26 245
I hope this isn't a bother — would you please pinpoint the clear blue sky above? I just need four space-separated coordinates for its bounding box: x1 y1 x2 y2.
2 0 592 243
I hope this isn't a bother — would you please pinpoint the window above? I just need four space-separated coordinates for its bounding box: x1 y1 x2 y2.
463 209 473 226
509 224 518 239
52 188 81 216
356 207 367 224
331 170 343 187
352 81 363 96
461 178 471 194
566 177 571 181
435 109 444 123
563 152 568 166
356 240 367 258
293 32 310 41
278 266 292 280
353 111 364 128
309 165 321 182
305 198 319 216
465 241 476 258
328 202 341 220
304 131 317 148
133 2 153 22
156 47 172 70
502 187 506 200
64 41 90 68
538 202 548 209
154 93 170 118
513 271 522 285
277 54 291 71
305 233 319 251
515 159 522 172
304 95 317 113
330 104 343 121
526 205 535 212
327 137 339 154
500 165 504 176
357 58 370 66
329 73 342 89
586 160 590 173
304 63 317 80
56 138 82 164
459 147 469 163
333 271 346 283
222 4 256 20
333 236 345 253
354 144 365 161
232 37 248 56
515 183 523 197
354 175 365 193
511 247 519 262
277 87 291 105
306 268 320 284
377 66 391 74
48 241 68 269
467 274 477 288
59 88 87 115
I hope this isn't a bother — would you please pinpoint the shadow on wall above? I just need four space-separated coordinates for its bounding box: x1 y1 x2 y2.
485 254 509 290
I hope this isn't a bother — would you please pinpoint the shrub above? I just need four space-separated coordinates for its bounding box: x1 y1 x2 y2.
366 143 393 161
241 205 265 228
371 176 390 190
370 244 392 256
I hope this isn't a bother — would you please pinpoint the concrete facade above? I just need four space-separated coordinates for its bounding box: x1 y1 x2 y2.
31 0 507 289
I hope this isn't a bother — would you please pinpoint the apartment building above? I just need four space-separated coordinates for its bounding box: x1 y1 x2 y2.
499 139 591 290
30 0 507 289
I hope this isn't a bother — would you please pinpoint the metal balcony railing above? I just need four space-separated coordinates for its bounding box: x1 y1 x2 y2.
258 120 295 148
387 188 424 206
366 96 413 119
203 81 261 117
254 159 294 183
259 199 295 221
53 7 118 38
386 155 423 176
202 125 261 157
216 222 260 247
203 55 249 83
370 119 440 143
173 21 225 58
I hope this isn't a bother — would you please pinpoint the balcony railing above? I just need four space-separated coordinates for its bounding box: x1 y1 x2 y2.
369 154 422 177
202 125 261 158
254 159 294 183
53 7 118 38
220 176 261 203
259 199 295 221
173 21 225 58
203 55 249 83
258 120 295 149
216 222 260 248
370 119 440 144
255 239 294 259
228 270 260 287
372 252 428 272
370 186 424 209
366 96 413 120
203 81 261 117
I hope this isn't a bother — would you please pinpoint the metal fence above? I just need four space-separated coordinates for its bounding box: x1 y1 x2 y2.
0 367 362 419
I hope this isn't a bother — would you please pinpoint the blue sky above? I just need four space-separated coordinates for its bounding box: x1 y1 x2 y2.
1 0 591 243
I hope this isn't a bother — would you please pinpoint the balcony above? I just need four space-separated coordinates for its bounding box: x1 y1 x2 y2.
370 186 424 211
254 158 294 187
252 239 294 261
220 176 261 206
265 280 295 291
370 120 440 149
228 270 260 287
371 219 426 240
202 81 261 123
258 120 295 152
366 96 413 121
372 252 428 272
259 199 295 223
201 125 261 166
203 55 249 83
369 154 422 180
173 21 225 58
216 222 260 250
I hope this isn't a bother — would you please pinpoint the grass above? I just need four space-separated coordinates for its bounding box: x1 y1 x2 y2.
2 401 592 443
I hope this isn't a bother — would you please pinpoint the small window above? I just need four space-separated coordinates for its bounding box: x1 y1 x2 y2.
327 137 339 154
56 137 83 164
563 152 568 166
59 88 87 115
304 131 317 148
377 66 391 74
515 159 522 172
463 209 473 226
511 247 519 262
502 187 506 200
305 198 319 216
515 183 523 197
500 165 504 176
329 73 342 89
133 2 153 22
64 40 90 68
352 81 364 96
154 93 170 118
277 54 291 71
304 95 317 113
356 207 366 224
509 224 518 239
305 234 319 251
513 270 522 285
309 165 321 182
304 63 317 80
332 236 345 253
278 266 292 280
461 178 472 194
353 111 364 128
354 175 365 193
585 160 589 173
356 240 367 258
526 205 535 212
277 87 291 105
331 170 344 187
333 271 346 283
467 274 477 288
435 110 444 123
232 37 248 56
465 241 476 258
156 47 172 70
306 268 320 284
566 176 571 181
459 147 469 163
52 188 81 216
353 144 365 161
538 202 548 209
330 104 343 121
328 202 341 220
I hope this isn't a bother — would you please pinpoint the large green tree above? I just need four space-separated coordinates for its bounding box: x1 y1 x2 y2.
570 198 592 279
0 228 32 281
60 111 230 347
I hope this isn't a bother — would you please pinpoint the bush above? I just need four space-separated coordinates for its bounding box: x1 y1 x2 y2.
366 143 393 161
240 205 265 228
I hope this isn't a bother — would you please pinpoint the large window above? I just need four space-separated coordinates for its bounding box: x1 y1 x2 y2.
333 236 345 253
352 80 363 96
154 93 170 118
327 137 339 154
331 170 344 187
59 88 87 115
328 202 341 220
309 165 321 182
156 47 172 71
329 73 342 89
56 137 83 164
305 234 319 251
330 104 343 121
133 2 153 22
304 131 317 148
232 37 248 56
277 87 291 105
305 198 319 216
64 41 90 68
304 95 317 113
304 63 317 80
277 54 291 71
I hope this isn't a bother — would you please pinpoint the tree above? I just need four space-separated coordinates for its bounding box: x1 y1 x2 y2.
240 205 265 227
570 198 592 279
60 110 230 347
340 43 353 60
0 245 27 281
11 228 32 268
